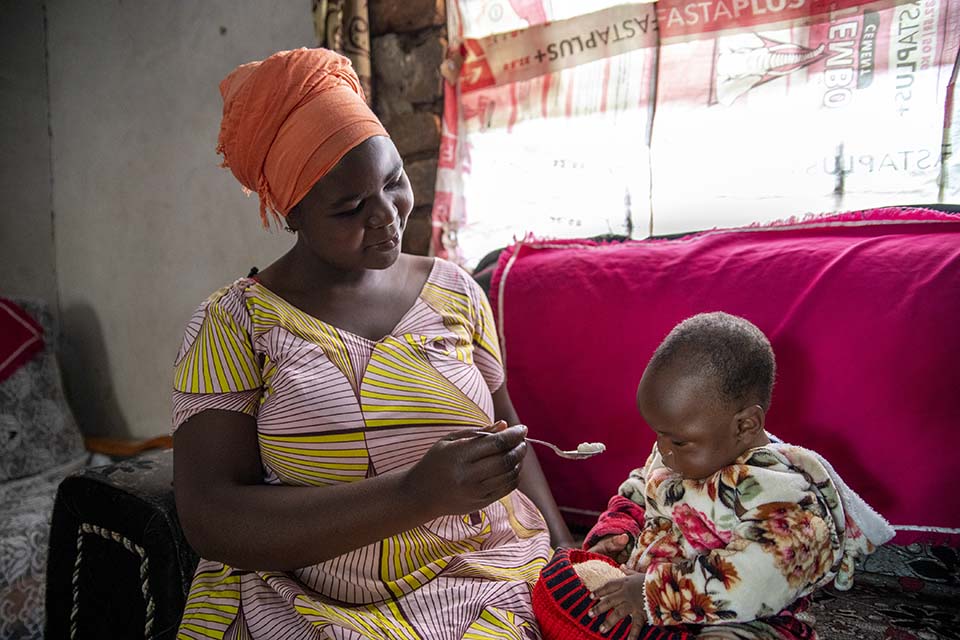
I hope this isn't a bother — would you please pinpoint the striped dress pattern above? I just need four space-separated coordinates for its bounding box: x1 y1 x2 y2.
172 258 552 640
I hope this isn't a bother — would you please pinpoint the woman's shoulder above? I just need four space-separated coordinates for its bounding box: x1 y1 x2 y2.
199 277 257 308
400 253 439 282
189 278 259 327
423 256 488 298
175 279 259 365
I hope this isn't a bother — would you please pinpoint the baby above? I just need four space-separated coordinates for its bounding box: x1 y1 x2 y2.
551 312 892 639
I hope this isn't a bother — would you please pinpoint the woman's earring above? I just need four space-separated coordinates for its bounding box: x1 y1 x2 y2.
284 226 296 234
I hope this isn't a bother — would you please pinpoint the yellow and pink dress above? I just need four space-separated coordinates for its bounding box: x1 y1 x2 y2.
172 258 551 640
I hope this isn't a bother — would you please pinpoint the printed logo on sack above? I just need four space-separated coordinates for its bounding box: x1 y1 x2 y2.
709 34 827 106
705 3 898 107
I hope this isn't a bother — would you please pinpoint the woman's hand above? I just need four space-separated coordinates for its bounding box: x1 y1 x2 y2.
402 423 528 518
589 572 648 640
491 387 575 548
587 533 631 564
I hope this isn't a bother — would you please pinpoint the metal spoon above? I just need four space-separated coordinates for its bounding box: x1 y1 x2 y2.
474 431 605 460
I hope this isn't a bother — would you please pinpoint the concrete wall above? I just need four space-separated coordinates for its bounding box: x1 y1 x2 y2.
0 0 57 305
46 1 314 437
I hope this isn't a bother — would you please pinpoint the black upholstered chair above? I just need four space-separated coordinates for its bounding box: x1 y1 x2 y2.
45 449 197 640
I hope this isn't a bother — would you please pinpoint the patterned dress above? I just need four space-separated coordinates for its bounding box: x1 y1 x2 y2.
577 444 873 638
172 258 552 640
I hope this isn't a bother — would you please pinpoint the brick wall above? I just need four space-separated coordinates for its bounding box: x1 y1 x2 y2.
370 0 447 256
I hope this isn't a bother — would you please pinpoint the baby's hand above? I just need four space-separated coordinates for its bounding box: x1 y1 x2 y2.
587 533 631 564
589 573 648 640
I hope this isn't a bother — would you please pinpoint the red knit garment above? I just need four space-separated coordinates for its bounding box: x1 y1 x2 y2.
533 548 693 640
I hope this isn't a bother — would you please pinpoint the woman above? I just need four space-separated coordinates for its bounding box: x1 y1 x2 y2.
173 48 573 640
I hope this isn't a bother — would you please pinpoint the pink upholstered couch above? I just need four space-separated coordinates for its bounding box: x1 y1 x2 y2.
487 207 960 637
44 208 959 639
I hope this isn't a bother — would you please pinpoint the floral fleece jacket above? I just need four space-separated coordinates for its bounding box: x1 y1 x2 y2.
582 444 874 626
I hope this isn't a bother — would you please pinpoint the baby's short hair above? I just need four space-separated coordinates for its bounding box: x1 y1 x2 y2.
648 312 776 410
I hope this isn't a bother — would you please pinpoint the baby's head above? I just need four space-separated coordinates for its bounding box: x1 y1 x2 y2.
637 312 775 480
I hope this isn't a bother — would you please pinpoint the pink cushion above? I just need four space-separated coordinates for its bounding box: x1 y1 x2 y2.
0 298 44 383
490 208 960 544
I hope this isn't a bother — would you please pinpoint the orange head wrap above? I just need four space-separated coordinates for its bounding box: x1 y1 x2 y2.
217 48 388 228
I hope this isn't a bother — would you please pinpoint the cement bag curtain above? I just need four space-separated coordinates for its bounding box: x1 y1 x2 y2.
434 0 959 266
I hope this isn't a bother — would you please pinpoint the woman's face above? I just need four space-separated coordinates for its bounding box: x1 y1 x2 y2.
287 135 414 272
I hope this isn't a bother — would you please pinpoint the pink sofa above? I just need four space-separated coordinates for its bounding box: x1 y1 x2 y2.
44 208 959 639
488 207 960 638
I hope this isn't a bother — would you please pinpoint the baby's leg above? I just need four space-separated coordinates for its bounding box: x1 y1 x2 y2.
694 617 817 639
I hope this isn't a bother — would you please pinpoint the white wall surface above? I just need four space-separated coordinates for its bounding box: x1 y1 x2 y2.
46 1 314 437
0 0 57 305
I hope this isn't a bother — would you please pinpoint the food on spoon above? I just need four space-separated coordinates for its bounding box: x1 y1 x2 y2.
576 442 606 454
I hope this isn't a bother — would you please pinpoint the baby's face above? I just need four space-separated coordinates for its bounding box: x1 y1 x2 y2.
636 367 745 480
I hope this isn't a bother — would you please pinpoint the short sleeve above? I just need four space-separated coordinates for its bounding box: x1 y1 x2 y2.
172 285 262 431
463 272 505 392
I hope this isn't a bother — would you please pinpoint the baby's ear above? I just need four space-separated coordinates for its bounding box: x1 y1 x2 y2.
734 404 765 440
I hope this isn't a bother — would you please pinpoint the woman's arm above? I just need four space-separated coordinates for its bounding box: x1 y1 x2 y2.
492 385 576 548
174 409 528 571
